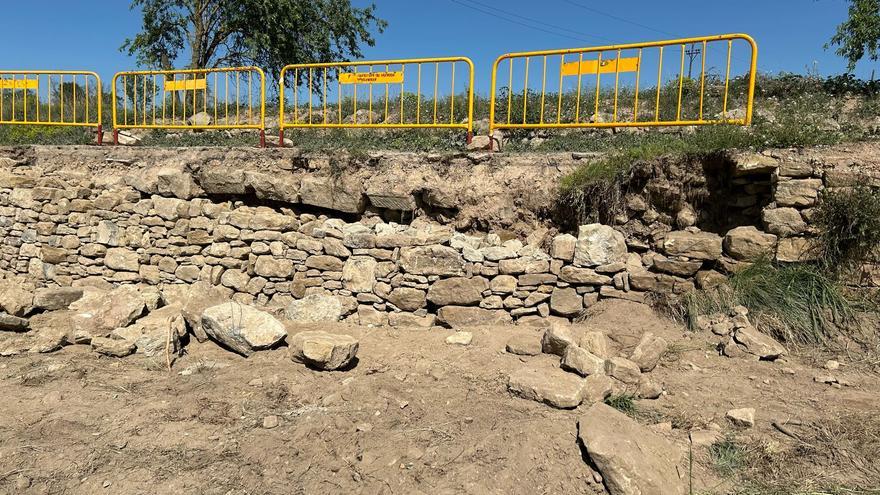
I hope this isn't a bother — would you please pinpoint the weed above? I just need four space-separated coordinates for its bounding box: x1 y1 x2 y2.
604 393 637 415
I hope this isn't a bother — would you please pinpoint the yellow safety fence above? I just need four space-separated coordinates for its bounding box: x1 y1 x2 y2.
489 34 758 149
112 66 266 146
278 57 475 146
0 70 103 142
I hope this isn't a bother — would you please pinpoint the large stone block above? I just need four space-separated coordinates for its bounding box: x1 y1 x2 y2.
574 224 627 267
399 246 464 276
662 231 723 260
775 178 822 207
299 176 365 214
427 276 488 306
342 256 377 293
723 226 778 261
437 306 513 327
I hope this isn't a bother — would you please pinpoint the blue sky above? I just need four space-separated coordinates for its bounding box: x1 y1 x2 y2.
1 0 873 93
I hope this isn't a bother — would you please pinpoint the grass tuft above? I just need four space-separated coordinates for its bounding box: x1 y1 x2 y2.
684 258 857 345
709 436 749 477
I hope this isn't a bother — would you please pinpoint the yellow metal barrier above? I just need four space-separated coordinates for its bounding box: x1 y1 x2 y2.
0 70 103 142
112 66 266 146
488 34 758 148
279 57 475 146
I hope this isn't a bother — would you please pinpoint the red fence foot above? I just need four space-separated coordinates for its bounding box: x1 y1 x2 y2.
259 130 266 148
466 131 473 145
113 129 119 146
96 125 103 146
278 129 285 148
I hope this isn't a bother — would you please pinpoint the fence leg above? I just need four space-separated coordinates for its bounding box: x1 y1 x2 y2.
96 125 103 146
488 134 494 152
259 130 266 148
113 129 119 146
466 131 473 145
278 129 285 148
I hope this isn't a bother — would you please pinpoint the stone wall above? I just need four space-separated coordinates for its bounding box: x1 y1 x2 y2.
0 146 877 329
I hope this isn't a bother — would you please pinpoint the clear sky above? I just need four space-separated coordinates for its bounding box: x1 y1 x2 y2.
1 0 874 93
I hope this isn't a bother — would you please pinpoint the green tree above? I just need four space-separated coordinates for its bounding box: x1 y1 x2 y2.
827 0 880 72
121 0 386 79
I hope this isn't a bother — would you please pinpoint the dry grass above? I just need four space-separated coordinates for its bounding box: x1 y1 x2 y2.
733 412 880 494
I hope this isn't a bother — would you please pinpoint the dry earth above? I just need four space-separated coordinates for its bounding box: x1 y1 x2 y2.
1 300 878 495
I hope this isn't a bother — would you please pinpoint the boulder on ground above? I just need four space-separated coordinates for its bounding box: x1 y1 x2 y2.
70 286 146 337
630 332 668 372
0 313 29 332
201 302 287 357
733 324 786 360
604 356 642 385
285 293 343 323
506 334 542 356
578 403 687 495
508 367 586 409
541 321 575 356
561 345 605 377
289 331 359 370
91 336 136 357
32 287 83 311
111 304 185 357
176 281 232 342
0 279 34 316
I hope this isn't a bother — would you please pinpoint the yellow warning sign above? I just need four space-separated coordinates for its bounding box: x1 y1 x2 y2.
164 78 207 92
0 79 39 90
561 57 640 77
340 71 404 84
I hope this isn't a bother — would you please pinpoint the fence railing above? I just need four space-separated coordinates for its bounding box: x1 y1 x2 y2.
488 34 758 149
111 66 266 145
0 70 103 142
278 56 475 146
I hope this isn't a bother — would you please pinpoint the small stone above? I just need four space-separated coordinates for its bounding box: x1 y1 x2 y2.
263 415 280 429
445 331 473 346
726 408 756 428
289 331 359 370
824 360 840 370
91 337 136 358
506 334 542 356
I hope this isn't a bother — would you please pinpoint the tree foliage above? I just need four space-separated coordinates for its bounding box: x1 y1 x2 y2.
827 0 880 71
121 0 386 78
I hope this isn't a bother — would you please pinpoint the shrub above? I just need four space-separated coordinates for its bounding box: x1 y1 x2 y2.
815 186 880 272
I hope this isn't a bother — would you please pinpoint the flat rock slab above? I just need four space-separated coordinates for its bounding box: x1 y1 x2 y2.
201 302 287 357
578 403 687 495
508 367 586 409
289 331 359 370
505 334 542 356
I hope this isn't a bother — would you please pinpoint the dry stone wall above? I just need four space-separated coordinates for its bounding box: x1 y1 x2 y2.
0 145 877 329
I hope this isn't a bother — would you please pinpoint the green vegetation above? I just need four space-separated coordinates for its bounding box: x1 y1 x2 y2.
827 0 880 71
122 0 385 75
684 259 857 346
815 186 880 273
709 436 748 478
603 393 637 415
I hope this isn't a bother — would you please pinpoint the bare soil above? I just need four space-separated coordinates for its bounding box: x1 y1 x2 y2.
1 300 878 494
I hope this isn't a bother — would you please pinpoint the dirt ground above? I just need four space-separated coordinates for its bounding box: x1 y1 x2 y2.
1 300 878 495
